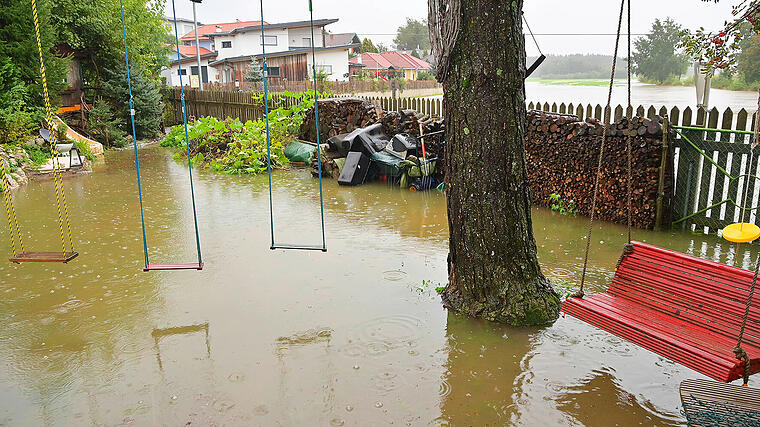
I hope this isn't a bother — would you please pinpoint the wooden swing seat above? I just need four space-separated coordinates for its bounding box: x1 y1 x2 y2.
9 252 79 264
144 262 203 272
562 241 760 383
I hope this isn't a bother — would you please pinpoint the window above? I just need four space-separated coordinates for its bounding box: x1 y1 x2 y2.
302 38 312 47
221 41 232 49
266 66 281 78
314 64 332 75
190 65 209 83
260 35 277 46
177 69 187 75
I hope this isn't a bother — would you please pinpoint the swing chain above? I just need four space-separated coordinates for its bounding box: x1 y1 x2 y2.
577 0 627 297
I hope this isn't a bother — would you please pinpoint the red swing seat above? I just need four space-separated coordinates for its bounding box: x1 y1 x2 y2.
562 241 760 383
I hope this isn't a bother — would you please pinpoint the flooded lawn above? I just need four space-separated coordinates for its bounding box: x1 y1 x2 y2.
1 147 758 425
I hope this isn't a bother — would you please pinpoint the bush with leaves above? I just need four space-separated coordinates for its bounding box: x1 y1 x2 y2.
162 91 324 175
0 59 43 145
103 65 163 140
88 99 126 147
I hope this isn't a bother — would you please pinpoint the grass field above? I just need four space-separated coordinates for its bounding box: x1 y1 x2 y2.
526 78 627 86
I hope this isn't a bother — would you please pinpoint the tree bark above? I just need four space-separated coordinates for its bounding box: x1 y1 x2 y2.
429 0 560 325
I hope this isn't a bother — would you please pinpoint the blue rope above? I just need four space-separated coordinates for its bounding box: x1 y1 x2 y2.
119 0 149 268
260 0 276 249
170 0 203 265
309 0 327 251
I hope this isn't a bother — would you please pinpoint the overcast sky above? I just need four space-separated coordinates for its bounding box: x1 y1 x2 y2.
164 0 738 56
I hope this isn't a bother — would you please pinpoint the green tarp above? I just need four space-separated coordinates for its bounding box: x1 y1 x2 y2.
284 140 317 163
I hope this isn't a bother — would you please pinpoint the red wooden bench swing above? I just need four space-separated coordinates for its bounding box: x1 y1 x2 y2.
560 0 760 386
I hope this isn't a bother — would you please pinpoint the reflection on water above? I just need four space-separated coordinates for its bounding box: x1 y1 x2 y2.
0 147 758 425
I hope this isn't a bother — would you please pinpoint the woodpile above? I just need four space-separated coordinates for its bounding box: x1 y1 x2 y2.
300 98 380 143
310 145 342 179
381 109 446 159
525 109 672 229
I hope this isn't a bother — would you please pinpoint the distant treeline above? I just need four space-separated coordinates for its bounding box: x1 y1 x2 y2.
526 54 628 79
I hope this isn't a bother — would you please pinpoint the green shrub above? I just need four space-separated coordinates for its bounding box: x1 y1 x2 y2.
88 99 126 147
417 70 435 81
549 193 578 216
0 59 42 145
22 143 50 166
163 91 323 175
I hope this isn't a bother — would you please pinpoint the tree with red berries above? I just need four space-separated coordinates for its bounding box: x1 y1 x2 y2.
632 18 688 83
681 0 760 73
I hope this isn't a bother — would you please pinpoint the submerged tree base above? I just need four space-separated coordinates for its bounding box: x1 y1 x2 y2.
441 278 560 326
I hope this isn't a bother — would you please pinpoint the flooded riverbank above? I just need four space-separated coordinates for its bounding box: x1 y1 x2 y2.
1 147 758 425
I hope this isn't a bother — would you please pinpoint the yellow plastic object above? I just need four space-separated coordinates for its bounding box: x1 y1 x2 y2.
722 223 760 243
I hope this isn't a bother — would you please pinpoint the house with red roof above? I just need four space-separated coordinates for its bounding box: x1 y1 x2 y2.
162 18 359 86
350 51 431 80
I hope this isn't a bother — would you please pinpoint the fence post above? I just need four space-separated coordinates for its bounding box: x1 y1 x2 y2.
655 117 669 231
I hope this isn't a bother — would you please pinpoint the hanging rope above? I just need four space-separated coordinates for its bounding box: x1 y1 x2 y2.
625 0 633 244
119 0 149 268
308 0 328 251
735 251 760 385
733 92 760 386
119 0 204 268
0 151 24 256
169 0 204 266
576 0 626 297
260 0 275 249
261 0 327 252
31 0 74 254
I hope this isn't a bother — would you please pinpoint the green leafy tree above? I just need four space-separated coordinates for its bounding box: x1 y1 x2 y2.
377 43 389 53
632 18 688 84
245 58 263 82
361 37 378 53
103 66 162 140
393 18 430 51
737 24 760 82
410 49 421 59
0 0 69 109
0 59 43 145
50 0 169 84
680 1 760 75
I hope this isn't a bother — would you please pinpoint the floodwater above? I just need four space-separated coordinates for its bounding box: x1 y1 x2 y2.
417 80 759 112
527 80 760 112
1 147 758 426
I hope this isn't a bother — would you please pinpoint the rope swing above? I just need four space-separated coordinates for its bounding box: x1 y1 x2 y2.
1 0 77 264
119 0 204 271
261 0 327 252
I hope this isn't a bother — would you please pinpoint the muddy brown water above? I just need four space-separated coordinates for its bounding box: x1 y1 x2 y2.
1 147 758 426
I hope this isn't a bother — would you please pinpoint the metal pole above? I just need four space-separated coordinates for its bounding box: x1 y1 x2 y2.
192 1 203 90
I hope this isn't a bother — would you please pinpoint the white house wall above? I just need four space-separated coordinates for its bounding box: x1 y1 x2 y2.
287 27 323 48
307 49 349 81
212 28 289 60
161 58 220 87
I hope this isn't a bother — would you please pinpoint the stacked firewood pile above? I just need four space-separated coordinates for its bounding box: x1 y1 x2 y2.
299 98 380 143
525 110 672 229
381 109 446 159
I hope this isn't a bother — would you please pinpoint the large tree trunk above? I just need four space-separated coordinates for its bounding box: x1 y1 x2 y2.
429 0 560 325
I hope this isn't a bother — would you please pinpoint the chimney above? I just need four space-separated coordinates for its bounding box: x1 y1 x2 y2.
215 25 222 33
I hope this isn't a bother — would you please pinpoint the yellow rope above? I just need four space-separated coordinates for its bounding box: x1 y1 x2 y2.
0 156 24 255
31 0 74 253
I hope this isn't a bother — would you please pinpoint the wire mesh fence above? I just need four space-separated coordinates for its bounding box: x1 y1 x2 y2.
673 122 759 234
